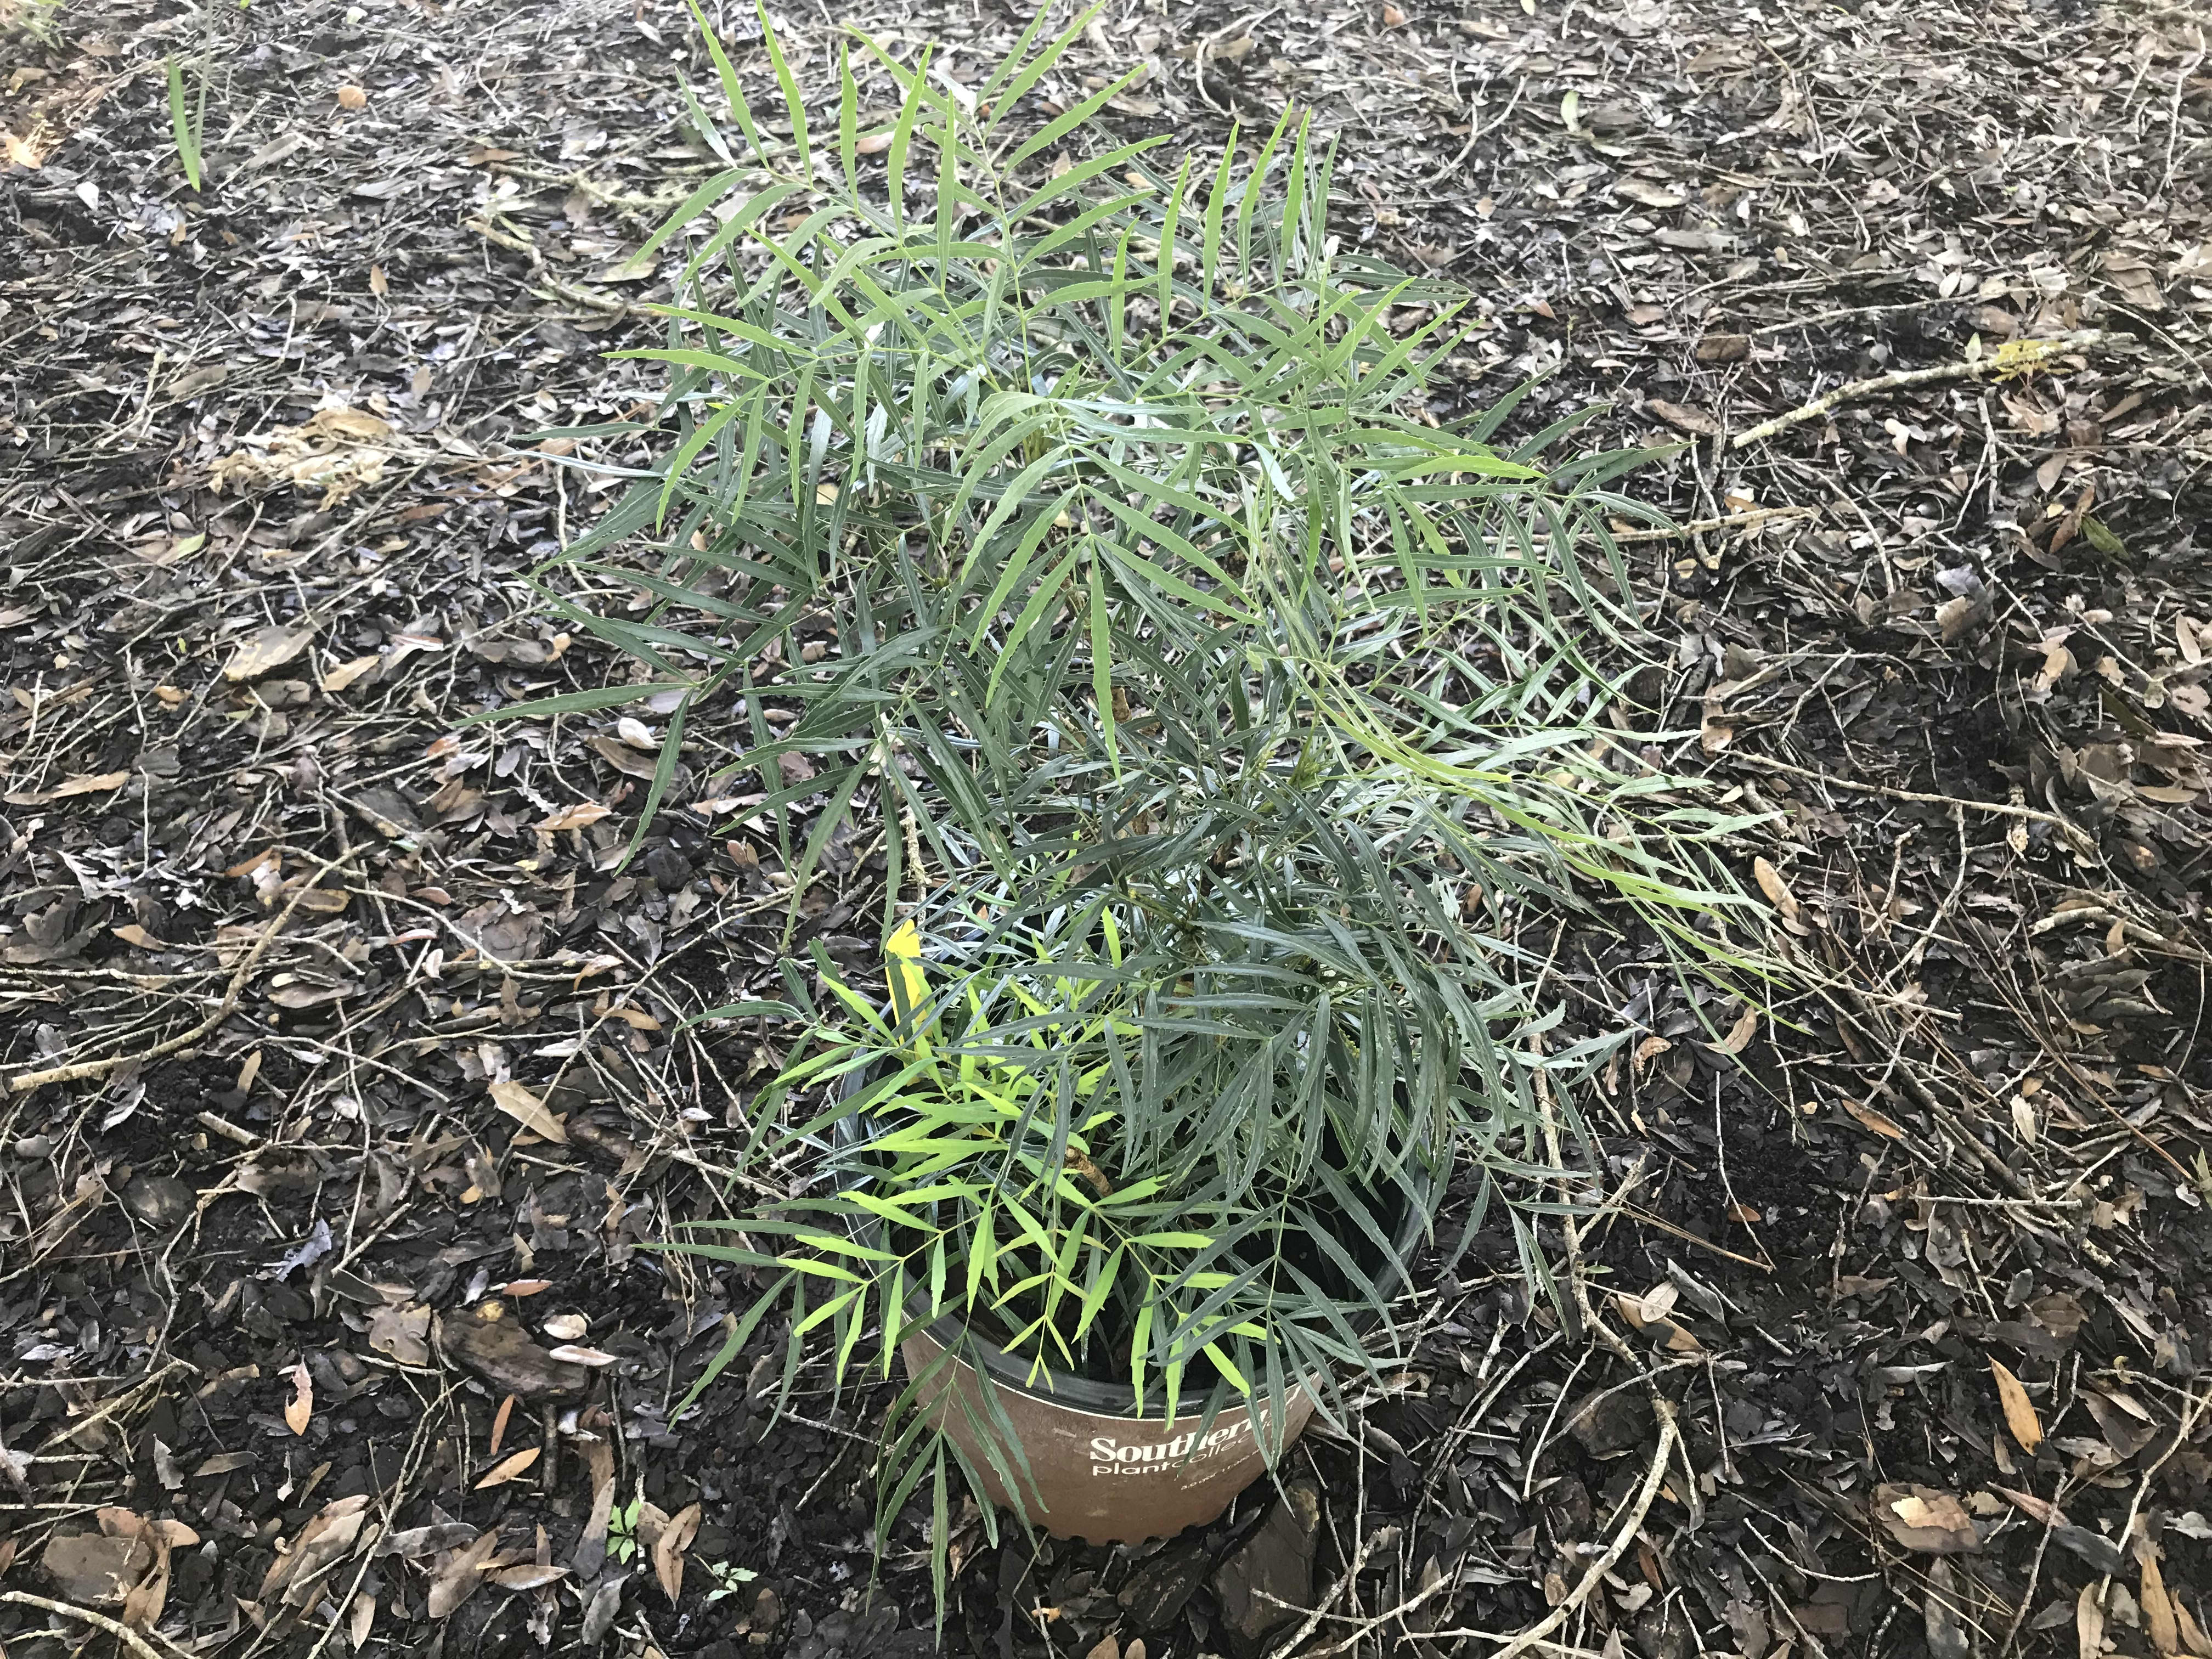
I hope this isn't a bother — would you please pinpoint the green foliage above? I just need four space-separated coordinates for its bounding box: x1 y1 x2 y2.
165 57 205 191
702 1560 759 1602
515 0 1759 1618
607 1491 644 1565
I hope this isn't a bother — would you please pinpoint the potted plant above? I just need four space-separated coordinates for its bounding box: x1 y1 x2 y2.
489 1 1750 1597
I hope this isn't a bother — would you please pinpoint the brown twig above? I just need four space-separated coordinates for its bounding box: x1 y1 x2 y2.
1415 1407 1680 1659
1729 331 2104 448
2095 1385 2207 1615
1263 1523 1402 1657
8 855 348 1093
1605 505 1818 543
0 1590 177 1659
1724 750 2097 854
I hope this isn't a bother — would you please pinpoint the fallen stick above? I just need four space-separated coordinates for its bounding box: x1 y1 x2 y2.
1724 750 2097 855
1729 330 2104 449
8 856 348 1093
0 1592 176 1659
1606 504 1816 543
1417 1408 1681 1659
464 217 631 314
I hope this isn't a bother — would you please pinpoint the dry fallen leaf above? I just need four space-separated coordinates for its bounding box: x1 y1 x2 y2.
545 1344 619 1368
427 1529 500 1619
1617 178 1686 210
1994 1486 2069 1528
1646 399 1720 436
259 1495 370 1607
320 655 382 694
1988 1357 2043 1452
4 770 132 806
1637 1282 1680 1324
368 1302 431 1365
40 1528 154 1606
2076 1582 2106 1659
573 1439 617 1577
1844 1099 1908 1140
1876 1483 1981 1553
1707 1003 1760 1056
1752 856 1805 929
2175 1596 2212 1658
283 1362 313 1435
489 1080 567 1143
543 1313 588 1341
652 1501 701 1604
538 802 611 832
488 1562 569 1591
473 1447 541 1489
225 624 315 681
2137 1532 2182 1657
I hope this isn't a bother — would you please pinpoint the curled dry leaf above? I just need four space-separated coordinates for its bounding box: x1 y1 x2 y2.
1844 1099 1908 1139
545 1343 619 1367
1635 1282 1680 1325
489 1562 569 1591
1988 1357 2043 1451
543 1313 588 1341
5 769 134 807
1708 1003 1760 1056
489 1080 566 1143
1752 856 1807 931
284 1361 314 1435
1995 1486 2069 1528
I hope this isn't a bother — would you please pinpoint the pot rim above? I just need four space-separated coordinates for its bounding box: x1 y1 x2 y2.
832 1059 1436 1417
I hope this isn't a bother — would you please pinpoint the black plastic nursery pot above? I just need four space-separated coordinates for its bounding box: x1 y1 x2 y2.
835 1070 1431 1544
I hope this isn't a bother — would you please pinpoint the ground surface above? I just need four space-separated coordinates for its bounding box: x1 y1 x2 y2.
4 0 2212 1655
